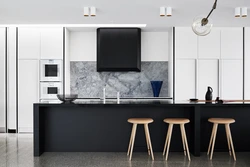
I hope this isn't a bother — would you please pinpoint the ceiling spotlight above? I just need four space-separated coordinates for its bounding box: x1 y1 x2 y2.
166 7 172 17
84 7 89 17
90 7 96 16
235 7 241 17
160 7 166 16
242 7 248 17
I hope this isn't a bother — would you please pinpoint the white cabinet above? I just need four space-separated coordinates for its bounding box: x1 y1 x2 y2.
220 60 243 100
244 27 250 99
175 27 244 101
221 28 243 59
175 59 196 100
18 60 39 132
175 27 198 59
198 29 220 59
18 28 40 59
40 28 63 59
197 60 219 100
0 28 6 132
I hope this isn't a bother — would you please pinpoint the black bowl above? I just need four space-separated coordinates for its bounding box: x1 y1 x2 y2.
189 98 198 102
57 94 78 103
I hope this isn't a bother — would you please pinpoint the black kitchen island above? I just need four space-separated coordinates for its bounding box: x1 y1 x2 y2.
33 100 250 157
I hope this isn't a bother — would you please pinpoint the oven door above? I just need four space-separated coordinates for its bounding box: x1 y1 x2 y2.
40 60 62 81
40 82 62 99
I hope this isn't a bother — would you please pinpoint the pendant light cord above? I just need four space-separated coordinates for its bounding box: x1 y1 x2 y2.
202 0 218 26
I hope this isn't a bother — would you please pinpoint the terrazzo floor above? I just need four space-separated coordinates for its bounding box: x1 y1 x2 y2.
0 133 249 167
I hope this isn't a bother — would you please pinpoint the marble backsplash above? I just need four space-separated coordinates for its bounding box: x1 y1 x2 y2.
70 61 168 98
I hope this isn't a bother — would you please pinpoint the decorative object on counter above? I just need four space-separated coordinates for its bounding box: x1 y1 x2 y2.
215 97 224 104
57 94 78 103
205 86 213 100
189 98 198 102
150 81 163 97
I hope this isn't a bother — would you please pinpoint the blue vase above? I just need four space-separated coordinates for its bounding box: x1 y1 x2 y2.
150 81 163 97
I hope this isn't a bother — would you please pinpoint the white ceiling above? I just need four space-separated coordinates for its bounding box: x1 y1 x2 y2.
0 0 249 31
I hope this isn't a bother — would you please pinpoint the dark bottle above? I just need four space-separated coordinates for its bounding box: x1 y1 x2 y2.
205 86 213 100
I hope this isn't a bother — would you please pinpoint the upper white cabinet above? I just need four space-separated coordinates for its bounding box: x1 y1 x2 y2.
198 29 220 59
220 60 243 100
175 27 198 59
221 28 243 60
18 28 40 60
40 28 63 59
175 59 196 100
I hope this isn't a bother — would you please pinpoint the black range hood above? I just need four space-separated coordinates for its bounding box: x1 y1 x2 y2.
97 28 141 72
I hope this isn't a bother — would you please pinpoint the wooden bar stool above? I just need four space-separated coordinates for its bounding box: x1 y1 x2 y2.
127 118 154 160
163 118 191 161
207 118 236 161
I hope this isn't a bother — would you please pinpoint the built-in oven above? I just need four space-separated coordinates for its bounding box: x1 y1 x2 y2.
40 60 62 81
40 82 62 100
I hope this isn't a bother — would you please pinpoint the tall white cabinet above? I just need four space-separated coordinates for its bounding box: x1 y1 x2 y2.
18 27 63 132
0 28 6 132
244 27 250 99
175 27 243 101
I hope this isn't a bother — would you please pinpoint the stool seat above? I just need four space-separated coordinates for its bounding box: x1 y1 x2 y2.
164 118 190 124
128 118 153 124
208 118 235 124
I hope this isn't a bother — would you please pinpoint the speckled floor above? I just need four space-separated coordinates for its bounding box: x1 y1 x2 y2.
0 134 249 167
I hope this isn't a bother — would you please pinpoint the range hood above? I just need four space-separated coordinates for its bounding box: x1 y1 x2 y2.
97 28 141 72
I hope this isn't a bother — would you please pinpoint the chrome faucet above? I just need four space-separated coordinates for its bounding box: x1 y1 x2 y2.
102 84 106 104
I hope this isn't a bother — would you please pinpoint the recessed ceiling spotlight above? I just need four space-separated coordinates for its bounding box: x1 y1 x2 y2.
235 7 241 17
160 7 166 16
84 7 89 17
166 7 172 17
90 7 96 17
242 7 248 17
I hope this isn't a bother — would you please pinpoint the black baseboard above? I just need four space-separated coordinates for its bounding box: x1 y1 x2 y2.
8 129 17 133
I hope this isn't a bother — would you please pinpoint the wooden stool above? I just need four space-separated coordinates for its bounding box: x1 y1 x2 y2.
127 118 154 160
163 118 191 161
207 118 236 161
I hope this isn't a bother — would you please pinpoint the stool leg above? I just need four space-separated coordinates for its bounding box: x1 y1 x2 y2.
127 124 135 156
144 124 154 160
207 123 216 155
180 124 186 156
225 124 232 156
210 123 218 160
163 124 171 156
226 124 236 161
144 124 150 155
181 124 191 161
165 124 173 161
129 124 137 160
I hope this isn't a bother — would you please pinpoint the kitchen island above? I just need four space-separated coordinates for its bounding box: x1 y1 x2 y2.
34 100 250 157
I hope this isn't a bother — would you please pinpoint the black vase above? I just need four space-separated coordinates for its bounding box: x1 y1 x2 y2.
205 86 213 100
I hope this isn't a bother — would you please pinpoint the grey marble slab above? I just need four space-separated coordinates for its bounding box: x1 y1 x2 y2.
70 61 168 98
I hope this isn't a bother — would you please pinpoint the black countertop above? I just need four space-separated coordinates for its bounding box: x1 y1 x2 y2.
35 99 250 106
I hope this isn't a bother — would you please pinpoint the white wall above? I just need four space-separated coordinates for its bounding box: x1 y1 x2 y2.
69 31 169 61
